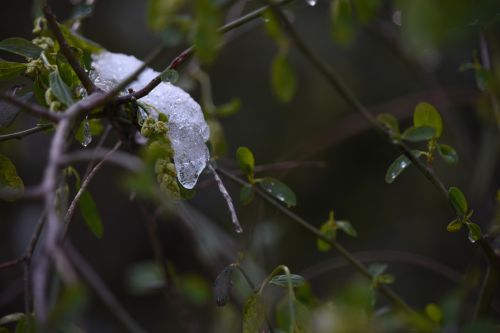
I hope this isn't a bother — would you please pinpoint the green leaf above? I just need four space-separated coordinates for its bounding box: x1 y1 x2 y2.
215 98 241 117
259 177 296 207
385 151 423 184
47 284 87 329
446 219 463 232
0 313 25 326
147 0 184 31
242 294 265 333
263 9 284 44
401 126 436 142
178 274 211 306
377 113 399 134
14 314 34 333
214 265 235 306
448 187 468 216
0 154 24 201
437 144 458 165
236 146 255 179
317 213 336 252
125 261 164 295
425 303 443 324
271 54 296 103
0 38 42 59
79 190 103 238
413 102 443 138
336 220 357 237
57 59 80 88
466 223 482 243
240 185 254 205
331 0 355 45
377 274 395 284
49 70 74 106
269 274 305 288
160 68 179 83
194 0 222 64
58 24 102 54
0 59 26 81
353 0 380 23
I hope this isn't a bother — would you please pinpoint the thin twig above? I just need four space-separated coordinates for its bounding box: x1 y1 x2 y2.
59 147 143 172
64 242 148 333
63 141 122 236
43 4 98 93
0 124 53 142
0 91 61 122
216 166 416 316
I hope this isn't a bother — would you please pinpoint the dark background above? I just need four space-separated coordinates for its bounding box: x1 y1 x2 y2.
0 0 499 331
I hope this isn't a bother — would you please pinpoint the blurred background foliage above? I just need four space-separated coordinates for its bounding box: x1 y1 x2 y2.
0 0 500 332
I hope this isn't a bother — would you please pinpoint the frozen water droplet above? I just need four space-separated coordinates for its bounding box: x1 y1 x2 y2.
137 106 148 125
392 10 402 26
160 69 179 83
81 117 92 147
305 0 317 6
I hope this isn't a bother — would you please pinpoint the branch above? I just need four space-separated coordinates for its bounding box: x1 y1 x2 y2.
43 4 98 93
216 166 416 316
59 147 143 172
0 91 61 122
0 124 53 142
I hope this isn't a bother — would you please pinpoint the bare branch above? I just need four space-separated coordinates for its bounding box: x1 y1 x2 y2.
0 91 61 122
0 124 53 142
59 147 143 172
43 4 98 93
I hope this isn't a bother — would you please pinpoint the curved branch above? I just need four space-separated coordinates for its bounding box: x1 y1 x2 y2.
0 124 53 142
0 91 61 122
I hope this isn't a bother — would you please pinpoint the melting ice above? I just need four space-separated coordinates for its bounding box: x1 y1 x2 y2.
90 51 210 189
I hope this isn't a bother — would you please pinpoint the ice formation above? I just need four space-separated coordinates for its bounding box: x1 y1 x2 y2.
90 51 210 189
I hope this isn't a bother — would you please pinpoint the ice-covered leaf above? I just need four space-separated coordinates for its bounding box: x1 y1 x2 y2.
0 38 42 59
0 154 24 201
401 126 435 142
448 186 468 216
413 102 443 138
259 177 296 207
271 54 296 102
160 68 179 83
91 51 210 189
438 144 458 165
270 274 305 288
242 294 265 333
49 70 74 106
79 190 103 238
0 59 26 81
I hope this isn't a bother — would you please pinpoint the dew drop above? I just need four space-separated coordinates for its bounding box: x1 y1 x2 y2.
81 117 92 147
305 0 317 6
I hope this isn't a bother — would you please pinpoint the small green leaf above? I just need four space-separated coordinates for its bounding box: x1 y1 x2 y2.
336 220 357 237
0 154 24 201
377 113 399 134
236 146 255 179
413 102 443 138
0 59 27 81
215 98 241 117
194 0 222 64
147 0 184 31
353 0 380 22
271 54 296 103
263 9 285 44
47 284 87 329
401 126 436 142
79 190 103 238
437 144 458 165
269 274 305 288
259 177 296 207
317 213 336 252
240 185 254 205
377 274 395 284
0 38 42 59
242 294 265 333
385 151 423 184
425 303 443 324
214 265 235 306
160 68 179 83
49 70 74 106
448 187 468 216
14 314 34 333
125 261 164 295
446 219 463 232
467 223 482 243
331 0 355 44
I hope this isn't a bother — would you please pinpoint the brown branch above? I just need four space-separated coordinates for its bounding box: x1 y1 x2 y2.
0 257 25 270
59 147 143 172
0 124 53 142
43 4 98 93
0 91 61 122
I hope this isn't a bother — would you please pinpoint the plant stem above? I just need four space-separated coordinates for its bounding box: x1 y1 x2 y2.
0 91 60 122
